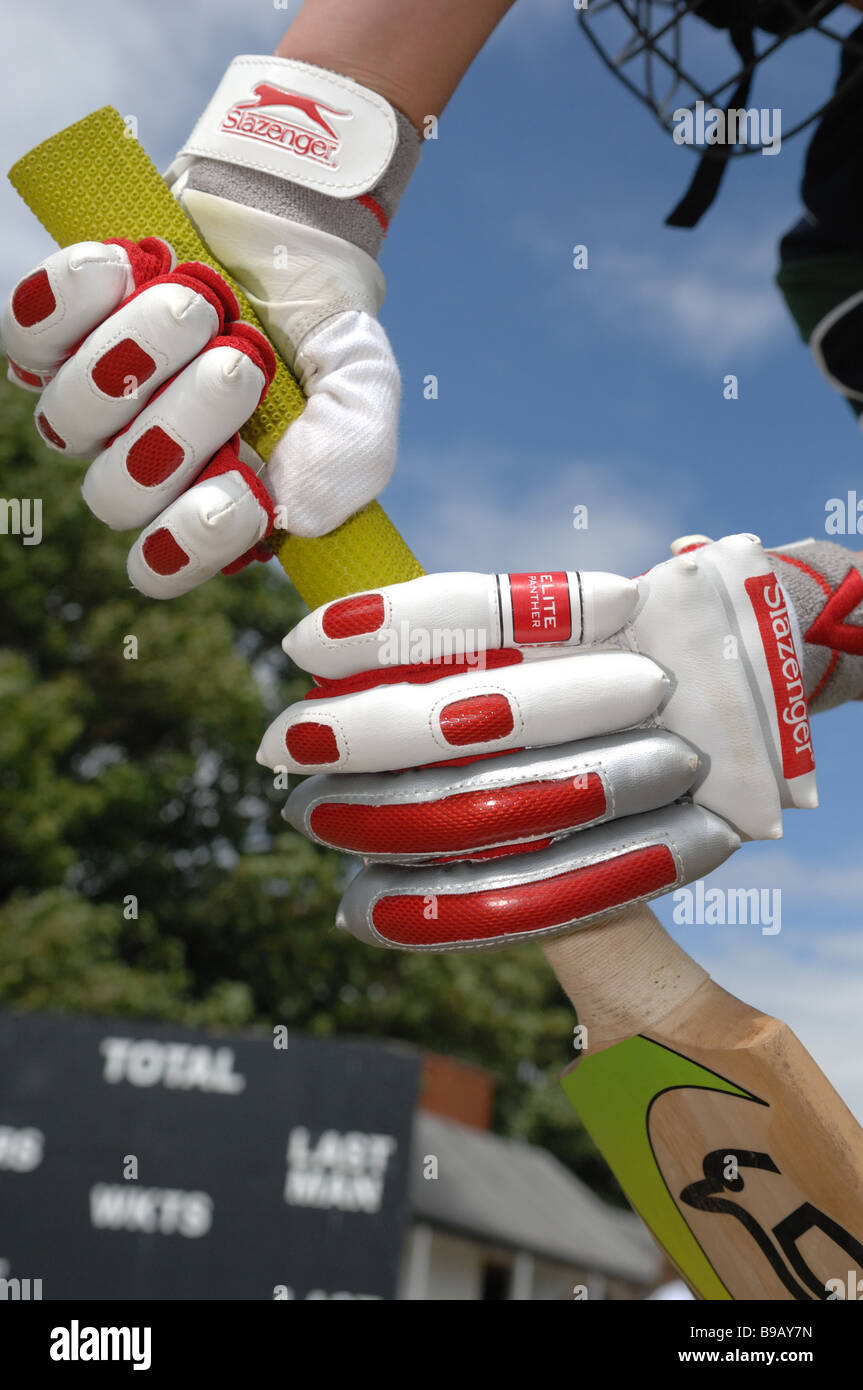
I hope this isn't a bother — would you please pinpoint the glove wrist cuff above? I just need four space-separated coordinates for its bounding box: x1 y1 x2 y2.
168 55 421 261
768 538 863 713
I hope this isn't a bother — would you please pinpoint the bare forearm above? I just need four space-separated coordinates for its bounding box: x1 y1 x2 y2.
276 0 517 130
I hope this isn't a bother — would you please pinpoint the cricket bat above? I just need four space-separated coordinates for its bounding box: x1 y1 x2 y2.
10 109 863 1301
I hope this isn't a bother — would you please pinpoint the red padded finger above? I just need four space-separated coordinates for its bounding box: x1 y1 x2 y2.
11 269 56 327
222 322 277 388
418 748 523 770
196 438 275 530
322 593 386 639
114 266 237 338
429 838 553 864
141 528 189 576
309 772 607 854
91 339 157 398
174 261 239 322
439 693 514 746
286 723 340 764
126 427 186 486
8 359 46 388
36 413 66 449
370 844 677 946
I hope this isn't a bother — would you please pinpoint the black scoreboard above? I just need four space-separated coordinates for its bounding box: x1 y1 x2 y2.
0 1012 420 1300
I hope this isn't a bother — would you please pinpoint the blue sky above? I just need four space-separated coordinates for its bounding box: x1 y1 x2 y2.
2 0 863 1115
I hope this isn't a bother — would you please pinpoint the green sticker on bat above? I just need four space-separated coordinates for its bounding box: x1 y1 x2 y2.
561 1035 755 1300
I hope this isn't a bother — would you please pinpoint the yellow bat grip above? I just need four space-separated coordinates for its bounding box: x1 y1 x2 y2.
8 107 424 608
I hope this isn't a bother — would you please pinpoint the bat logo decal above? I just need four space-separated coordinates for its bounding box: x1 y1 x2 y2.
680 1148 863 1300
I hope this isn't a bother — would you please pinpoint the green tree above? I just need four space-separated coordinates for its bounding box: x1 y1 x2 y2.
0 371 620 1199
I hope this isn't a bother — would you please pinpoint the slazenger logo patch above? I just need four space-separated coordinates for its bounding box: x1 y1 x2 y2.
744 574 815 778
220 82 351 167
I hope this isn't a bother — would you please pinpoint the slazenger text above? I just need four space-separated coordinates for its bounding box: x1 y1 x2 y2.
221 108 337 166
762 582 814 765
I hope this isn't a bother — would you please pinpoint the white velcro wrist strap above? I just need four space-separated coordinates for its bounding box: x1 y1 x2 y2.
176 55 399 199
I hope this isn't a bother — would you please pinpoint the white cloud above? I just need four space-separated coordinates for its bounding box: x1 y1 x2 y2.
598 249 787 370
688 844 863 911
387 444 691 575
512 216 788 370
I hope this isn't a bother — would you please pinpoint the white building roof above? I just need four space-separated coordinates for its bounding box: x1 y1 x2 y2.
410 1111 661 1284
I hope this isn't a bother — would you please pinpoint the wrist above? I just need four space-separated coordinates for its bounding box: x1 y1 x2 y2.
274 40 423 134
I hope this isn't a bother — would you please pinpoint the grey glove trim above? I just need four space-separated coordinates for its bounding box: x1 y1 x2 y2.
182 106 421 261
769 538 863 714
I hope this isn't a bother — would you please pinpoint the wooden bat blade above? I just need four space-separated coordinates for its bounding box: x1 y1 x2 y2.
553 942 863 1300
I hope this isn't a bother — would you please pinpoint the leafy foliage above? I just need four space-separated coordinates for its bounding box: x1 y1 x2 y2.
0 372 619 1199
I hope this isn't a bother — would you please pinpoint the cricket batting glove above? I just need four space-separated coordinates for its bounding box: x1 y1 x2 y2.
258 534 818 952
1 56 419 598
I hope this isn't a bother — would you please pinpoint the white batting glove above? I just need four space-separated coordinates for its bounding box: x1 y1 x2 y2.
257 534 818 952
2 56 420 599
166 55 421 538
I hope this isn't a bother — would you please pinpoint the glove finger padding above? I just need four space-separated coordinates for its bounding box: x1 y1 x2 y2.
333 803 739 951
266 536 818 950
285 730 698 861
127 438 275 599
260 650 668 773
82 324 274 529
2 237 174 380
284 569 638 678
33 262 239 457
